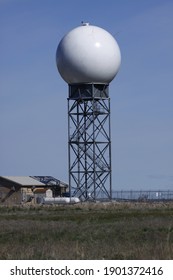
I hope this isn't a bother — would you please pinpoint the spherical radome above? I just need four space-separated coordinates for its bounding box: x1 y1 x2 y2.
56 23 121 84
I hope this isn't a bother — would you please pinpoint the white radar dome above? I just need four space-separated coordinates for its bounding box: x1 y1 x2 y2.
56 23 121 84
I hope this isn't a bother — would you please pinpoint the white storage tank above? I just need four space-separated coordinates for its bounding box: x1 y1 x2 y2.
43 197 80 204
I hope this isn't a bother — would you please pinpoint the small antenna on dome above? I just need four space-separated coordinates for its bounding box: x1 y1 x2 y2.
81 21 89 26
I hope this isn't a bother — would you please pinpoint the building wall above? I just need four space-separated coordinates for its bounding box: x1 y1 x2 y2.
0 185 69 205
0 186 22 205
21 188 34 203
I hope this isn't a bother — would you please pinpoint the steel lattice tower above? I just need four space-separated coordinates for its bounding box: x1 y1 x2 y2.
68 83 112 201
56 23 121 202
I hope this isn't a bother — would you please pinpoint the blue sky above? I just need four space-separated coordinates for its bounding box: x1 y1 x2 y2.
0 0 173 190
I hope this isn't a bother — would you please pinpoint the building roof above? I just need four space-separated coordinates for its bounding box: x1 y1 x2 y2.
0 176 46 187
0 176 68 189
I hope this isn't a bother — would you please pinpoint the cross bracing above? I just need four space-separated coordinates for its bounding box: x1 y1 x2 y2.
68 84 112 201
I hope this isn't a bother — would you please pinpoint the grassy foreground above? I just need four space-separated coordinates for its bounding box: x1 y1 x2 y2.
0 201 173 259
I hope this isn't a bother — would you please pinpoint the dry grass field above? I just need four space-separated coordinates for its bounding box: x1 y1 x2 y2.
0 201 173 259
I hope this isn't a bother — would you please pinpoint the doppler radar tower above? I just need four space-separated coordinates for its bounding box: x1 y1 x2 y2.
56 23 121 201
